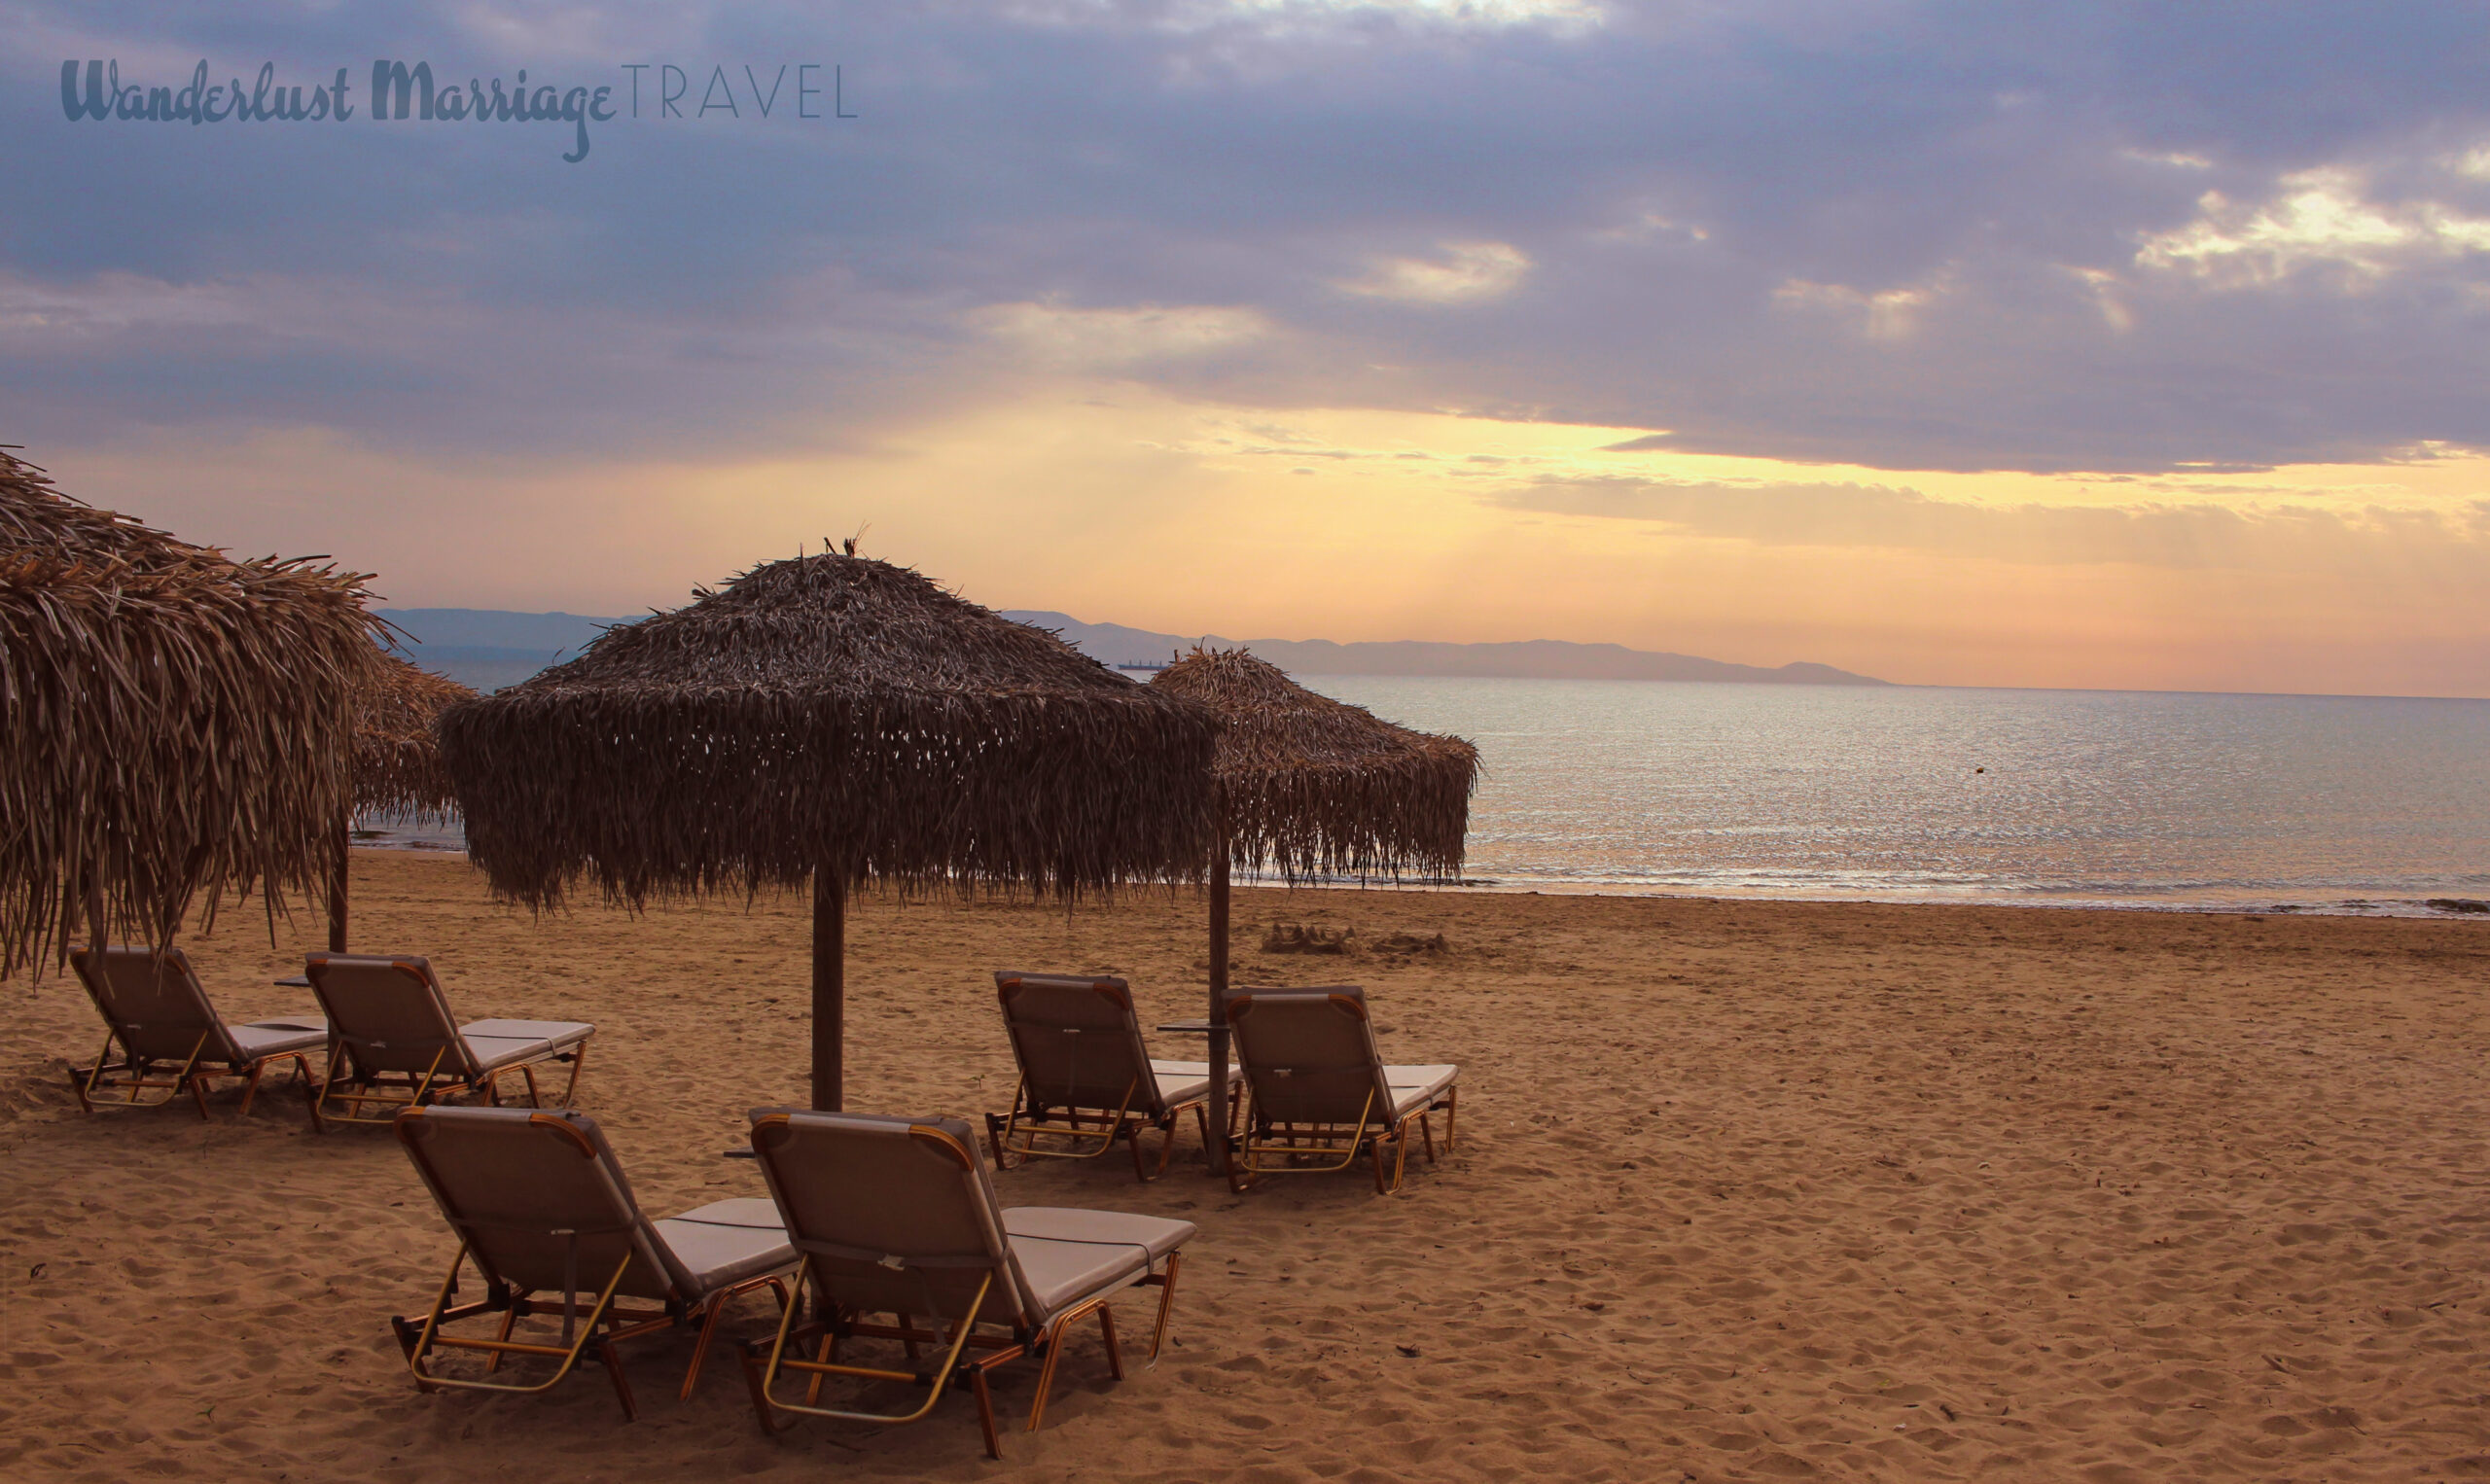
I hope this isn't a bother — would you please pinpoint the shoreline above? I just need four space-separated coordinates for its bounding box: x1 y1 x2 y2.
346 835 2490 922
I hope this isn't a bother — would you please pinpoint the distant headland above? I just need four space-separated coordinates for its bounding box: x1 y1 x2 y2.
1003 614 1887 687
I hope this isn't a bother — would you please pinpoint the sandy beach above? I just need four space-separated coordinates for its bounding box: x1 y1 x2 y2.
6 848 2490 1482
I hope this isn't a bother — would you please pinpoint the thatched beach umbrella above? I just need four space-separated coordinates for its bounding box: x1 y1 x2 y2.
324 652 478 952
0 452 384 974
1150 646 1478 1168
437 550 1219 1111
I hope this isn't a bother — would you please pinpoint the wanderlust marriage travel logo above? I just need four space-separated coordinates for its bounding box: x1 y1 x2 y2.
60 59 855 162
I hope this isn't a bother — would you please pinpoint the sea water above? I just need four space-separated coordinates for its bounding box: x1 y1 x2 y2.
363 676 2490 916
1300 678 2490 915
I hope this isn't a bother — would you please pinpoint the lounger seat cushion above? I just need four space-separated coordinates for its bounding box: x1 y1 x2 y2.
456 1018 595 1075
1146 1059 1242 1108
1001 1208 1197 1316
227 1019 330 1060
1384 1064 1459 1119
652 1197 797 1294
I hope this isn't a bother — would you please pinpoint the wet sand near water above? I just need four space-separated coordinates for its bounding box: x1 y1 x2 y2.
5 849 2490 1482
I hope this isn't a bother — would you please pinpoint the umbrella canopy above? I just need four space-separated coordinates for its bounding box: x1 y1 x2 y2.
1151 645 1478 882
438 549 1219 1109
353 651 477 824
1150 645 1477 1174
315 651 480 954
0 452 384 974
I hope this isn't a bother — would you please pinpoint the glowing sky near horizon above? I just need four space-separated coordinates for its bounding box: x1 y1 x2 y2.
6 3 2490 695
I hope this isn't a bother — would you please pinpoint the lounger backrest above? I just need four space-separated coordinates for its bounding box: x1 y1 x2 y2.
70 945 240 1064
304 954 479 1080
992 972 1165 1117
395 1105 696 1305
748 1109 1041 1333
1225 985 1395 1128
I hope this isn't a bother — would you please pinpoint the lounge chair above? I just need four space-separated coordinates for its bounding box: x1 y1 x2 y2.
740 1108 1193 1459
986 970 1239 1181
1223 984 1459 1194
392 1105 798 1417
302 952 593 1129
67 944 326 1117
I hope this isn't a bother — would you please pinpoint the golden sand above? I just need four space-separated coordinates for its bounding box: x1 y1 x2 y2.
5 850 2488 1481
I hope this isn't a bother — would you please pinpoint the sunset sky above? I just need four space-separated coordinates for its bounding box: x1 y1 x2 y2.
8 3 2489 695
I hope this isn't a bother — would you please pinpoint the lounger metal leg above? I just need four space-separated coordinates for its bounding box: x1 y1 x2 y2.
1147 1253 1181 1364
1096 1301 1124 1381
1028 1291 1125 1433
1419 1112 1437 1164
486 1306 521 1373
277 1053 313 1123
600 1330 639 1421
236 1059 268 1118
1444 1087 1458 1151
1027 1313 1072 1431
972 1364 1002 1460
520 1063 543 1108
1130 1113 1184 1183
556 1042 588 1107
804 1333 835 1407
308 1042 345 1132
1154 1113 1181 1180
681 1274 783 1401
71 1032 115 1113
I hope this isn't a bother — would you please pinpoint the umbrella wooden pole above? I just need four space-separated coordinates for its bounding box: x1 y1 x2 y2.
327 816 349 954
1205 795 1232 1176
812 867 845 1113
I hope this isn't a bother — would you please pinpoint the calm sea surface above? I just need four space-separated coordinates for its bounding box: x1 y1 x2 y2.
371 674 2490 916
1299 678 2490 915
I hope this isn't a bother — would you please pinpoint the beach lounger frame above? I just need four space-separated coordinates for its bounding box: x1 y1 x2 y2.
1224 985 1459 1195
302 953 592 1130
66 944 325 1118
738 1109 1193 1459
985 971 1236 1182
390 1106 797 1417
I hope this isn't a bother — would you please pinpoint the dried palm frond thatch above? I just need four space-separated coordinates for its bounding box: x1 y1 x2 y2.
0 451 386 975
437 549 1220 1109
443 552 1219 908
316 650 479 955
353 652 476 824
1151 645 1477 882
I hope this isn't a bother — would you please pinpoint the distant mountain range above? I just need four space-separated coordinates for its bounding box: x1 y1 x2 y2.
1006 613 1886 687
377 608 1886 690
375 610 619 691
